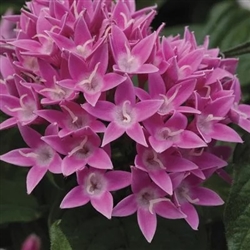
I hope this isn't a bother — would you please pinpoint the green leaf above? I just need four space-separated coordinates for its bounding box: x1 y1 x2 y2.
224 133 250 250
50 205 207 250
0 174 42 224
50 220 72 250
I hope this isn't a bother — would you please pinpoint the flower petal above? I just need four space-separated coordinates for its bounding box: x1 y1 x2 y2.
126 123 147 147
87 148 113 169
60 186 89 208
82 101 114 121
149 171 172 195
0 148 34 166
191 187 224 206
181 202 199 230
210 123 243 143
114 77 135 105
91 191 113 219
112 194 137 217
155 200 186 219
134 99 163 122
26 166 47 194
137 208 157 243
62 156 86 176
106 170 131 191
177 130 207 149
102 122 125 146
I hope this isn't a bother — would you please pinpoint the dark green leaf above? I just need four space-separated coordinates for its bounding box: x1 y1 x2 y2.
50 205 208 250
0 174 42 224
224 133 250 250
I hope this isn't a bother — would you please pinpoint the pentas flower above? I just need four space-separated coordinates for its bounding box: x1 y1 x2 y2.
171 173 224 230
60 167 131 219
135 143 198 194
143 112 207 153
0 75 40 130
193 93 243 143
42 128 113 176
27 59 77 105
83 77 163 146
112 167 185 242
110 25 158 74
0 124 62 194
136 72 199 115
36 101 105 138
59 42 126 106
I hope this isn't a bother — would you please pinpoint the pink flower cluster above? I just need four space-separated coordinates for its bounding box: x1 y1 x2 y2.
0 0 249 242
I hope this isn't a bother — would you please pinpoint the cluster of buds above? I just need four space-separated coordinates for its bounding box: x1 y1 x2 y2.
0 0 249 242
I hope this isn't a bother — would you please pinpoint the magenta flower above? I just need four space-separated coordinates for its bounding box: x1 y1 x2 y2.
135 143 198 194
83 77 163 146
0 124 62 194
110 25 158 74
60 167 131 219
112 167 185 242
0 77 40 130
59 42 126 106
36 101 105 138
143 112 207 153
42 129 113 176
194 93 243 143
172 173 224 230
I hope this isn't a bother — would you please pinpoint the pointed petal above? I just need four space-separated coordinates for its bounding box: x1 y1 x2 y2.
62 156 86 176
192 152 227 170
114 77 135 105
102 122 125 146
148 72 166 97
60 186 89 208
26 166 47 194
68 53 87 80
132 32 156 64
110 26 128 62
149 136 172 153
136 64 159 74
181 202 199 230
18 125 42 148
155 200 186 219
210 123 243 143
0 117 17 130
35 109 65 128
0 148 34 166
87 148 113 169
48 153 62 174
178 49 204 72
91 191 113 219
137 208 157 243
126 123 147 147
149 171 172 195
177 130 207 149
135 100 163 122
84 92 101 107
191 187 224 206
131 167 151 193
112 194 137 217
102 73 126 91
166 156 198 172
205 96 234 117
82 101 114 121
106 170 131 191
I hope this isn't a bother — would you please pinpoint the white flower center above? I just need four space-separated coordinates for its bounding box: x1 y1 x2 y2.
85 172 106 196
